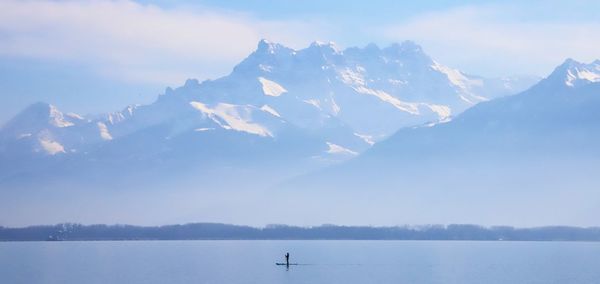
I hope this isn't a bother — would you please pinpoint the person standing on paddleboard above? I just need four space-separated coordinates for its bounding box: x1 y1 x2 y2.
285 252 290 266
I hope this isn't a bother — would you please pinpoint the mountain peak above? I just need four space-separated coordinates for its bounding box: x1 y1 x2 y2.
256 39 291 55
384 40 424 53
548 58 600 87
309 40 339 49
19 102 57 120
1 102 76 134
306 41 342 57
25 101 52 112
363 43 381 53
383 40 425 55
184 78 200 88
257 39 274 51
562 57 578 65
233 40 295 75
400 40 423 51
557 58 584 70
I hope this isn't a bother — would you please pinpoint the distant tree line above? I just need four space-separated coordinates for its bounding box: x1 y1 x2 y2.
1 223 599 241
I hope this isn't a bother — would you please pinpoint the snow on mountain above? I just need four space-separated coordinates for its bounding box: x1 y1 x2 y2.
189 101 279 137
186 39 537 140
260 105 281 118
2 102 81 134
326 142 358 156
38 137 65 155
96 122 113 141
294 58 600 189
0 40 538 186
542 59 600 88
278 59 600 226
429 62 487 104
0 102 105 156
258 77 287 97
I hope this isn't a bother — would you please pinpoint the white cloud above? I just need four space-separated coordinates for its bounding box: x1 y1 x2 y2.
0 0 328 85
381 5 600 76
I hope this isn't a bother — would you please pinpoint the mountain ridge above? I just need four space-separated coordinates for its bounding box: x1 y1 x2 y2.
275 58 600 226
1 40 537 162
0 40 555 226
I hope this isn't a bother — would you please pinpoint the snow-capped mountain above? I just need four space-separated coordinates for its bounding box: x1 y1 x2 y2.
539 58 600 88
193 39 536 139
0 40 537 187
367 58 600 162
280 58 600 225
0 102 103 156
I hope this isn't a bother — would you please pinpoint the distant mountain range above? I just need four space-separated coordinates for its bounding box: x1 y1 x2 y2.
2 40 599 227
0 40 538 190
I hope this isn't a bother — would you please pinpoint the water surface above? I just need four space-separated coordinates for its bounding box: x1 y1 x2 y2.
1 240 599 284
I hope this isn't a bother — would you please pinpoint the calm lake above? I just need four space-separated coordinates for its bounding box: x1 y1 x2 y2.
1 240 599 284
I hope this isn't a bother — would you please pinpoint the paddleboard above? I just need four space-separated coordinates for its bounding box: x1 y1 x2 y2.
276 263 299 266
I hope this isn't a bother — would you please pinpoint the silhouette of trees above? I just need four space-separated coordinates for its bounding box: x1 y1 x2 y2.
1 223 599 241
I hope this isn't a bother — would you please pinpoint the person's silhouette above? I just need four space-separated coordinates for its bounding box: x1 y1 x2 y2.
285 252 290 266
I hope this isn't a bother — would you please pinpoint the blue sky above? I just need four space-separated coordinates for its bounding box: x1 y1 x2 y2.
1 0 599 123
